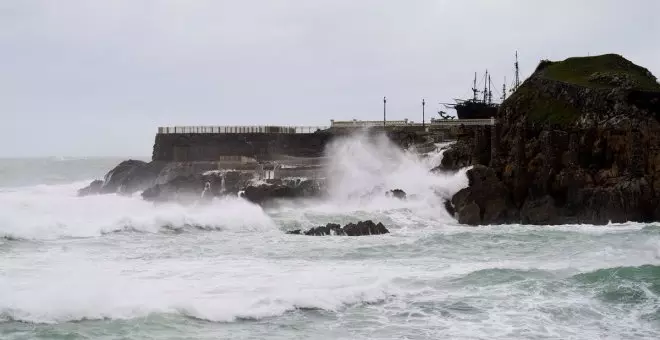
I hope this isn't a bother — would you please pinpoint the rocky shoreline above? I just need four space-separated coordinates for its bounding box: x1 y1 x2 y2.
80 54 660 227
78 159 326 205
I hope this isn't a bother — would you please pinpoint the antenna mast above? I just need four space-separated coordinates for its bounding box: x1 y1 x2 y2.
483 70 488 103
502 76 507 101
513 51 521 91
488 74 493 104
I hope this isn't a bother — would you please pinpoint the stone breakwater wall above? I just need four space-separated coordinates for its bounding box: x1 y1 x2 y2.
152 132 334 162
151 128 441 162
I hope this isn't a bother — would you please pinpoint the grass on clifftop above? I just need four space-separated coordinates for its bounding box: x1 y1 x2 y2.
538 54 660 92
509 85 582 126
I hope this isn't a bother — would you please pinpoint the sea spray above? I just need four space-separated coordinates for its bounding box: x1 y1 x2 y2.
320 130 468 215
2 158 660 339
0 182 276 240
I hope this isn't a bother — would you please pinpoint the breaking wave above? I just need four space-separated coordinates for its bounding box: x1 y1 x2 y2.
0 183 277 240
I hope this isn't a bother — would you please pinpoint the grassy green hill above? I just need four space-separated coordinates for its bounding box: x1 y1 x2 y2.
538 54 660 92
502 54 660 125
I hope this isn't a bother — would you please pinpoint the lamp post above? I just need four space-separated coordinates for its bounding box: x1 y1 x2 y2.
383 96 387 128
422 98 426 128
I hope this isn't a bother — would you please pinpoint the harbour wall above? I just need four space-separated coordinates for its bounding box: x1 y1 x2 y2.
150 120 498 162
152 132 333 162
151 128 439 162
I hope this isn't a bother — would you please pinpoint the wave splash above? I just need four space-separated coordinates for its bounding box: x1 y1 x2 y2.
0 184 276 240
323 131 466 203
0 131 469 240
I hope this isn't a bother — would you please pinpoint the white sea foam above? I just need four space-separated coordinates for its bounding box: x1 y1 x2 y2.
2 136 660 339
0 182 276 240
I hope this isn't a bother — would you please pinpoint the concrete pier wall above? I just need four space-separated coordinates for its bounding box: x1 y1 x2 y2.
152 132 333 162
151 129 435 162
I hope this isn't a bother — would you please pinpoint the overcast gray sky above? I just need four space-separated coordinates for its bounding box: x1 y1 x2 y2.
1 0 658 157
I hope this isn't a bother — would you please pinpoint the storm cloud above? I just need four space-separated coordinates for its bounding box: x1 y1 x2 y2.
1 0 658 157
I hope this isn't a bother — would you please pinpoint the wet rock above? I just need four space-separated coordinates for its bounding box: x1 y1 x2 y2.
342 220 390 236
303 223 343 236
456 201 481 226
450 165 516 225
520 195 559 225
443 199 456 217
386 189 407 199
287 220 390 236
98 160 167 194
141 171 247 203
77 179 103 196
242 179 323 205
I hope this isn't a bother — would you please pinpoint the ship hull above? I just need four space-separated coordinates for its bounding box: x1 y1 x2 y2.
454 101 498 119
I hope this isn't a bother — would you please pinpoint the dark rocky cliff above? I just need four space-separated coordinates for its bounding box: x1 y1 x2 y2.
442 54 660 225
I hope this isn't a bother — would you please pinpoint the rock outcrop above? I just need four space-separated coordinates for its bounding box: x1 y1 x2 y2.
442 54 660 225
386 189 407 199
241 178 324 205
141 171 253 203
99 160 167 194
78 160 224 196
77 179 103 197
287 220 390 236
78 160 167 196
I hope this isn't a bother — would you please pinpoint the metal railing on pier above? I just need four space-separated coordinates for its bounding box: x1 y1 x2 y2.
157 118 495 134
330 117 496 127
157 126 330 134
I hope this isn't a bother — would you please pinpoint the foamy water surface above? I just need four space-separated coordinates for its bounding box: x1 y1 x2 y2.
1 134 659 339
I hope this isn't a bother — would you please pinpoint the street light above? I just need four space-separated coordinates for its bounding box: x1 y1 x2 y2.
383 96 387 127
422 98 426 128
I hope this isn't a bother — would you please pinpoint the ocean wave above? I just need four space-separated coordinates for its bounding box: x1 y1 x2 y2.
0 186 277 240
572 264 660 285
561 265 660 306
450 267 558 287
0 282 394 325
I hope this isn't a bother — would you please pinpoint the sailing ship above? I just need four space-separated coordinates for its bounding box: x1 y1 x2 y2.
438 52 522 120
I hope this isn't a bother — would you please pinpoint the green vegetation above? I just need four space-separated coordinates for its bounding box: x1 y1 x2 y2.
503 53 660 126
539 54 660 92
509 86 582 125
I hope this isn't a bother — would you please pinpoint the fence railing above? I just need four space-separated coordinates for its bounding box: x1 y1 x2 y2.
157 126 330 134
428 118 496 126
157 118 495 134
331 118 496 127
330 119 411 127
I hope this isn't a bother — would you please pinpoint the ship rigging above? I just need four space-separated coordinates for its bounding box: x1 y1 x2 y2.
436 52 521 120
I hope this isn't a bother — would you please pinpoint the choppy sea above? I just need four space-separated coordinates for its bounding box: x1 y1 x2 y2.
1 134 659 339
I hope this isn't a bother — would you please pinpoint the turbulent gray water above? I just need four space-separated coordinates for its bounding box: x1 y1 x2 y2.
1 135 660 340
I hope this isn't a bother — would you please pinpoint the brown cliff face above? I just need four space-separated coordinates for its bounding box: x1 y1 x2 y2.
443 54 660 225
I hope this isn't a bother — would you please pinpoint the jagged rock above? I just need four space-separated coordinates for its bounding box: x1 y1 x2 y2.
98 160 168 194
242 179 323 205
141 171 248 203
520 195 558 225
152 162 218 186
443 199 455 217
386 189 407 199
303 223 343 236
343 220 390 236
77 179 103 197
450 165 516 225
456 202 481 226
286 220 390 236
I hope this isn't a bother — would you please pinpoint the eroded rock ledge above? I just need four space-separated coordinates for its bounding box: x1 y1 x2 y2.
287 220 390 236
